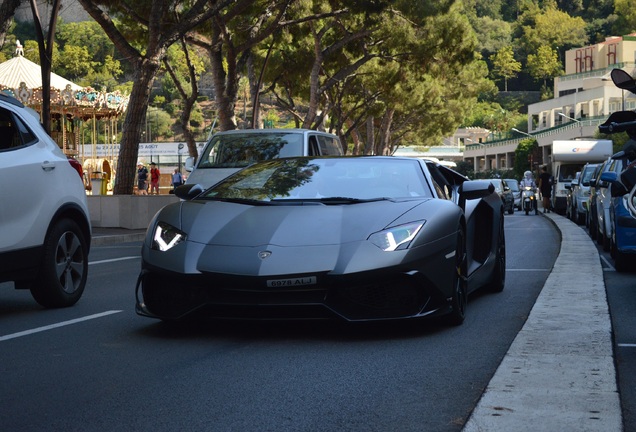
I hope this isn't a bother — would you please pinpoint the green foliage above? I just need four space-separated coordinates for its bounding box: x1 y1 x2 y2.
613 0 636 36
516 3 588 55
513 138 539 178
188 104 204 128
527 45 562 87
147 108 173 139
491 46 521 91
153 95 166 106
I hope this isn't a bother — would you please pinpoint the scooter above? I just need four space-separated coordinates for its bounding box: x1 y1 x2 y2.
521 186 538 215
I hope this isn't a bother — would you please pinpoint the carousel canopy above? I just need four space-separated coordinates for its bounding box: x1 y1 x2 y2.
0 54 83 91
0 42 128 119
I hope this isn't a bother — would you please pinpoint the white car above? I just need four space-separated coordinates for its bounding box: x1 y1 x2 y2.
0 92 91 307
185 129 344 188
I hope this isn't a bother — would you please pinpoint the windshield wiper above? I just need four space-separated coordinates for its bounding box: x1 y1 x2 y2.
203 197 269 205
316 197 393 204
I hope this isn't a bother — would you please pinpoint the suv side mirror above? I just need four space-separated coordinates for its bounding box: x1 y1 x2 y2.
185 156 195 172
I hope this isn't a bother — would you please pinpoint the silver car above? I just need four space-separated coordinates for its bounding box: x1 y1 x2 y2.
504 178 521 210
567 163 599 225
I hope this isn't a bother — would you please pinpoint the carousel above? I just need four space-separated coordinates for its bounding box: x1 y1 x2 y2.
0 41 129 193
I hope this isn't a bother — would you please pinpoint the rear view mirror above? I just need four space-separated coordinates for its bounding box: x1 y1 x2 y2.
601 171 618 183
611 69 636 94
601 171 628 197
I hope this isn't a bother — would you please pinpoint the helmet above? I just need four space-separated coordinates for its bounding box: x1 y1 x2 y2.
524 170 532 178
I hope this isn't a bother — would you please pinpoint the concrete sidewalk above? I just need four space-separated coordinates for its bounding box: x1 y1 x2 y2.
463 212 622 431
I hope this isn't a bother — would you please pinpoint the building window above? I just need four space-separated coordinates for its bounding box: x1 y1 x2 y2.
607 43 617 65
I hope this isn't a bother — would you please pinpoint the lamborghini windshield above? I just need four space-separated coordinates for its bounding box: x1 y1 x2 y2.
199 157 434 202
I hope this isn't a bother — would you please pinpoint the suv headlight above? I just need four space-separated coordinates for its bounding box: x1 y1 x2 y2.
152 222 187 251
368 221 424 251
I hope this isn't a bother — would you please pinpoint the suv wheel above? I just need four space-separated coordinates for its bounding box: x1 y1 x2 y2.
30 219 88 308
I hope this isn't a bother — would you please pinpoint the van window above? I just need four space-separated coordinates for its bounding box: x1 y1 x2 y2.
197 132 304 169
317 135 342 155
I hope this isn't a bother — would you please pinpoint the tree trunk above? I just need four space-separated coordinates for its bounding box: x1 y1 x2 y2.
163 38 200 160
210 25 238 131
378 109 394 155
365 116 375 155
0 0 21 47
302 23 323 129
30 0 60 135
113 57 161 194
247 53 262 129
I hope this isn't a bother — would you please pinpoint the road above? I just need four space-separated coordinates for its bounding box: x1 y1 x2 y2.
590 224 636 432
1 214 559 431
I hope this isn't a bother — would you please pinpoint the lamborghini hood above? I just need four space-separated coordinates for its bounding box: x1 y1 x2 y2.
179 199 427 247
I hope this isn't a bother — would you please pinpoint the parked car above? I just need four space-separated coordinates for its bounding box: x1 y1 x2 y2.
565 171 581 222
0 92 91 307
185 129 344 188
567 163 599 226
490 178 514 214
504 178 521 210
591 158 622 251
601 157 636 271
136 156 506 326
587 163 605 233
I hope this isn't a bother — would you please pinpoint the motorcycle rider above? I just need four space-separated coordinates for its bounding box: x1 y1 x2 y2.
520 170 539 214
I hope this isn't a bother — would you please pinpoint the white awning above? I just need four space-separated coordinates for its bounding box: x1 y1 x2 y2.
0 54 82 91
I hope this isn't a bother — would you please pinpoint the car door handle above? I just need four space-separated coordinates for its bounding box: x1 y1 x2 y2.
41 161 56 171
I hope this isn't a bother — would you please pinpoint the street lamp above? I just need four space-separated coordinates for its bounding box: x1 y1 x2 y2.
558 112 583 137
511 127 533 138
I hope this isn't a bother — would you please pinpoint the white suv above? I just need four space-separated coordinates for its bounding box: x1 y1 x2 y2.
0 92 91 307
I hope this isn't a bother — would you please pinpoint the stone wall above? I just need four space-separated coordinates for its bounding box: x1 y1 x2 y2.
86 195 180 229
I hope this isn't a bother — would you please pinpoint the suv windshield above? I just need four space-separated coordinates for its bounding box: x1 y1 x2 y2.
197 133 304 169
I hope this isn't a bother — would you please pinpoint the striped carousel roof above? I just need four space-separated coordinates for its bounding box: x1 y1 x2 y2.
0 53 82 92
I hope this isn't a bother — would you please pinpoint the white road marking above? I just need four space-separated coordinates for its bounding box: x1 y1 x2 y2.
0 310 123 342
600 255 616 271
618 344 636 348
89 256 139 265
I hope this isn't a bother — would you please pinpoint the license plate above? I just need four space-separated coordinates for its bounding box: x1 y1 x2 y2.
266 276 317 288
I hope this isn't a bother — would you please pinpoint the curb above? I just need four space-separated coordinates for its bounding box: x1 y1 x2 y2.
462 212 622 431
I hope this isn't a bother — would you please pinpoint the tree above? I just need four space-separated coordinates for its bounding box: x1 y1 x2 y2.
527 45 562 96
613 0 636 36
187 0 329 132
492 46 521 91
162 38 206 159
513 137 539 178
516 4 588 56
0 0 21 49
76 0 230 195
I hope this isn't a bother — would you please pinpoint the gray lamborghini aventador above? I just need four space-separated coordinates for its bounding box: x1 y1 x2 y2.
136 156 505 326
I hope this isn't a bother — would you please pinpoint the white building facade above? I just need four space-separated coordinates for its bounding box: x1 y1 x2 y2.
464 33 636 173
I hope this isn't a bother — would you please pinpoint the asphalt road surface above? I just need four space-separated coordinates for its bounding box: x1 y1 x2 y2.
1 213 559 432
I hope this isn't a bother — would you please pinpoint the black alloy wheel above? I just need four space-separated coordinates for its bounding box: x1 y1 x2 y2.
446 228 467 326
30 219 88 308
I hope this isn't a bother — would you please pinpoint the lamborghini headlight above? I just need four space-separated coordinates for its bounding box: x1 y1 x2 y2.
368 221 424 251
152 221 187 251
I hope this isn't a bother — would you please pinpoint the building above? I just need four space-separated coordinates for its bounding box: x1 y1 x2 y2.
464 33 636 173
